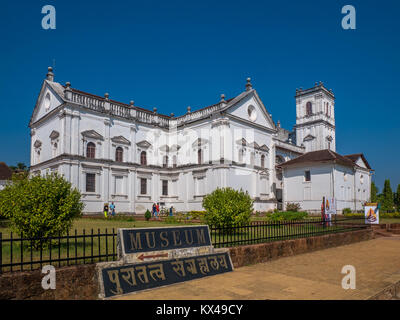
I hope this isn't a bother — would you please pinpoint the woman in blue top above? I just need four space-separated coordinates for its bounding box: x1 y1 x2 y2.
110 202 116 217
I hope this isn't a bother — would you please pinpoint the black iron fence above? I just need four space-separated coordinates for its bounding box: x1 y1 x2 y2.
0 216 369 273
0 229 117 273
209 216 369 248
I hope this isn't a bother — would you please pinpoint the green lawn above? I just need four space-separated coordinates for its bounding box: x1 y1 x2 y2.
0 217 196 273
1 215 398 273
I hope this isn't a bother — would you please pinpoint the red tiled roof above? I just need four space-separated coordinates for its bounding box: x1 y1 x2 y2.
0 162 12 180
278 149 356 168
344 153 372 170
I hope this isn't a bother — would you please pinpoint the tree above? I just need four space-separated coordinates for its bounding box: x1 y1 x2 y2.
16 162 28 171
370 181 378 202
394 184 400 212
0 173 84 243
381 179 394 212
202 187 253 229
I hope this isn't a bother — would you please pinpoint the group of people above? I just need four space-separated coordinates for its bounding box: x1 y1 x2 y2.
152 203 174 219
103 202 116 218
102 201 175 219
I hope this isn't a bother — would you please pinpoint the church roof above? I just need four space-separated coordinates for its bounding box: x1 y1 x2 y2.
0 162 12 180
344 153 372 170
278 149 359 169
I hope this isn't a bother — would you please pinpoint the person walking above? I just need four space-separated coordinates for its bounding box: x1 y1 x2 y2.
103 203 109 219
110 202 116 217
156 203 160 220
169 206 173 217
152 203 156 218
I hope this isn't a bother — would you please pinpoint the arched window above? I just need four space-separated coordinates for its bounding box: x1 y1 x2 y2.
261 155 265 168
173 155 177 168
87 142 96 159
198 149 202 165
163 155 169 168
140 151 147 165
306 102 313 116
115 147 123 162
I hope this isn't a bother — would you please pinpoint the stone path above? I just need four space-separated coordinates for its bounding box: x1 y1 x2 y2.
115 237 400 300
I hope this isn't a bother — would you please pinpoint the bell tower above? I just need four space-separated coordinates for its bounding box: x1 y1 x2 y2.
294 82 336 152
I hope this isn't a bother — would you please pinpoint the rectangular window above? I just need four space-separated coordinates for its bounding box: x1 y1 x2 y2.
304 170 311 182
140 178 147 195
86 173 96 192
115 176 123 194
162 180 168 196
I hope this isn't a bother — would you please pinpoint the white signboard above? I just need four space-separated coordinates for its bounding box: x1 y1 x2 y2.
365 203 379 224
325 198 337 215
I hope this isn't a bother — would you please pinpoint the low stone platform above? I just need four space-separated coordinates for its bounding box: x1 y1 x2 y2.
116 237 400 300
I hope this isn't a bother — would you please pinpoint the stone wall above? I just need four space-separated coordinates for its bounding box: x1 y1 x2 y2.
0 264 98 300
0 229 373 300
229 229 373 268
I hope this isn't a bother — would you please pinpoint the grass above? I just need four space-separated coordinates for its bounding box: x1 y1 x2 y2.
0 217 196 273
1 214 399 273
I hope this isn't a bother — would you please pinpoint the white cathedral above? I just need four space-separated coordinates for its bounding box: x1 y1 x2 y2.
29 67 373 214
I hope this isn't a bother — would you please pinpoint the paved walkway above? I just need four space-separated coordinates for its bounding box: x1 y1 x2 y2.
116 237 400 300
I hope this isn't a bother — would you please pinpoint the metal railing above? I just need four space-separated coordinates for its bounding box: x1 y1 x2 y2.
0 216 369 273
0 229 117 273
210 216 369 248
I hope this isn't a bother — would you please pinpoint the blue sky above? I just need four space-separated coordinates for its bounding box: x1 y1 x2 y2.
0 0 399 192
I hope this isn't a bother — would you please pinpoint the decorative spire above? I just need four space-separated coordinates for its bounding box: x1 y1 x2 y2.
245 77 252 91
153 107 157 114
220 94 226 103
46 67 54 81
130 100 134 107
170 112 175 117
277 120 281 128
104 93 109 100
187 106 191 114
64 82 72 100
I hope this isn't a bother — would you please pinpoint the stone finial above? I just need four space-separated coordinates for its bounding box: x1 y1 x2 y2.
245 77 252 91
130 100 134 107
315 82 318 87
104 93 109 100
220 94 226 102
277 120 281 128
64 82 72 100
153 107 157 114
46 67 54 81
170 112 175 117
187 106 191 113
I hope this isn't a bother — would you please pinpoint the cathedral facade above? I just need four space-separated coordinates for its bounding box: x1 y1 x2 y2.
29 68 372 214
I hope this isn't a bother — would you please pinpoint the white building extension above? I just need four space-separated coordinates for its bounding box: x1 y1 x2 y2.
280 150 372 213
28 67 373 214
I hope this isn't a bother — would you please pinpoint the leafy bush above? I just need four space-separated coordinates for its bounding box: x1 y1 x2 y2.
164 216 178 224
188 211 206 221
285 202 301 212
202 187 253 228
266 211 308 221
0 173 83 244
342 208 352 214
144 209 151 221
